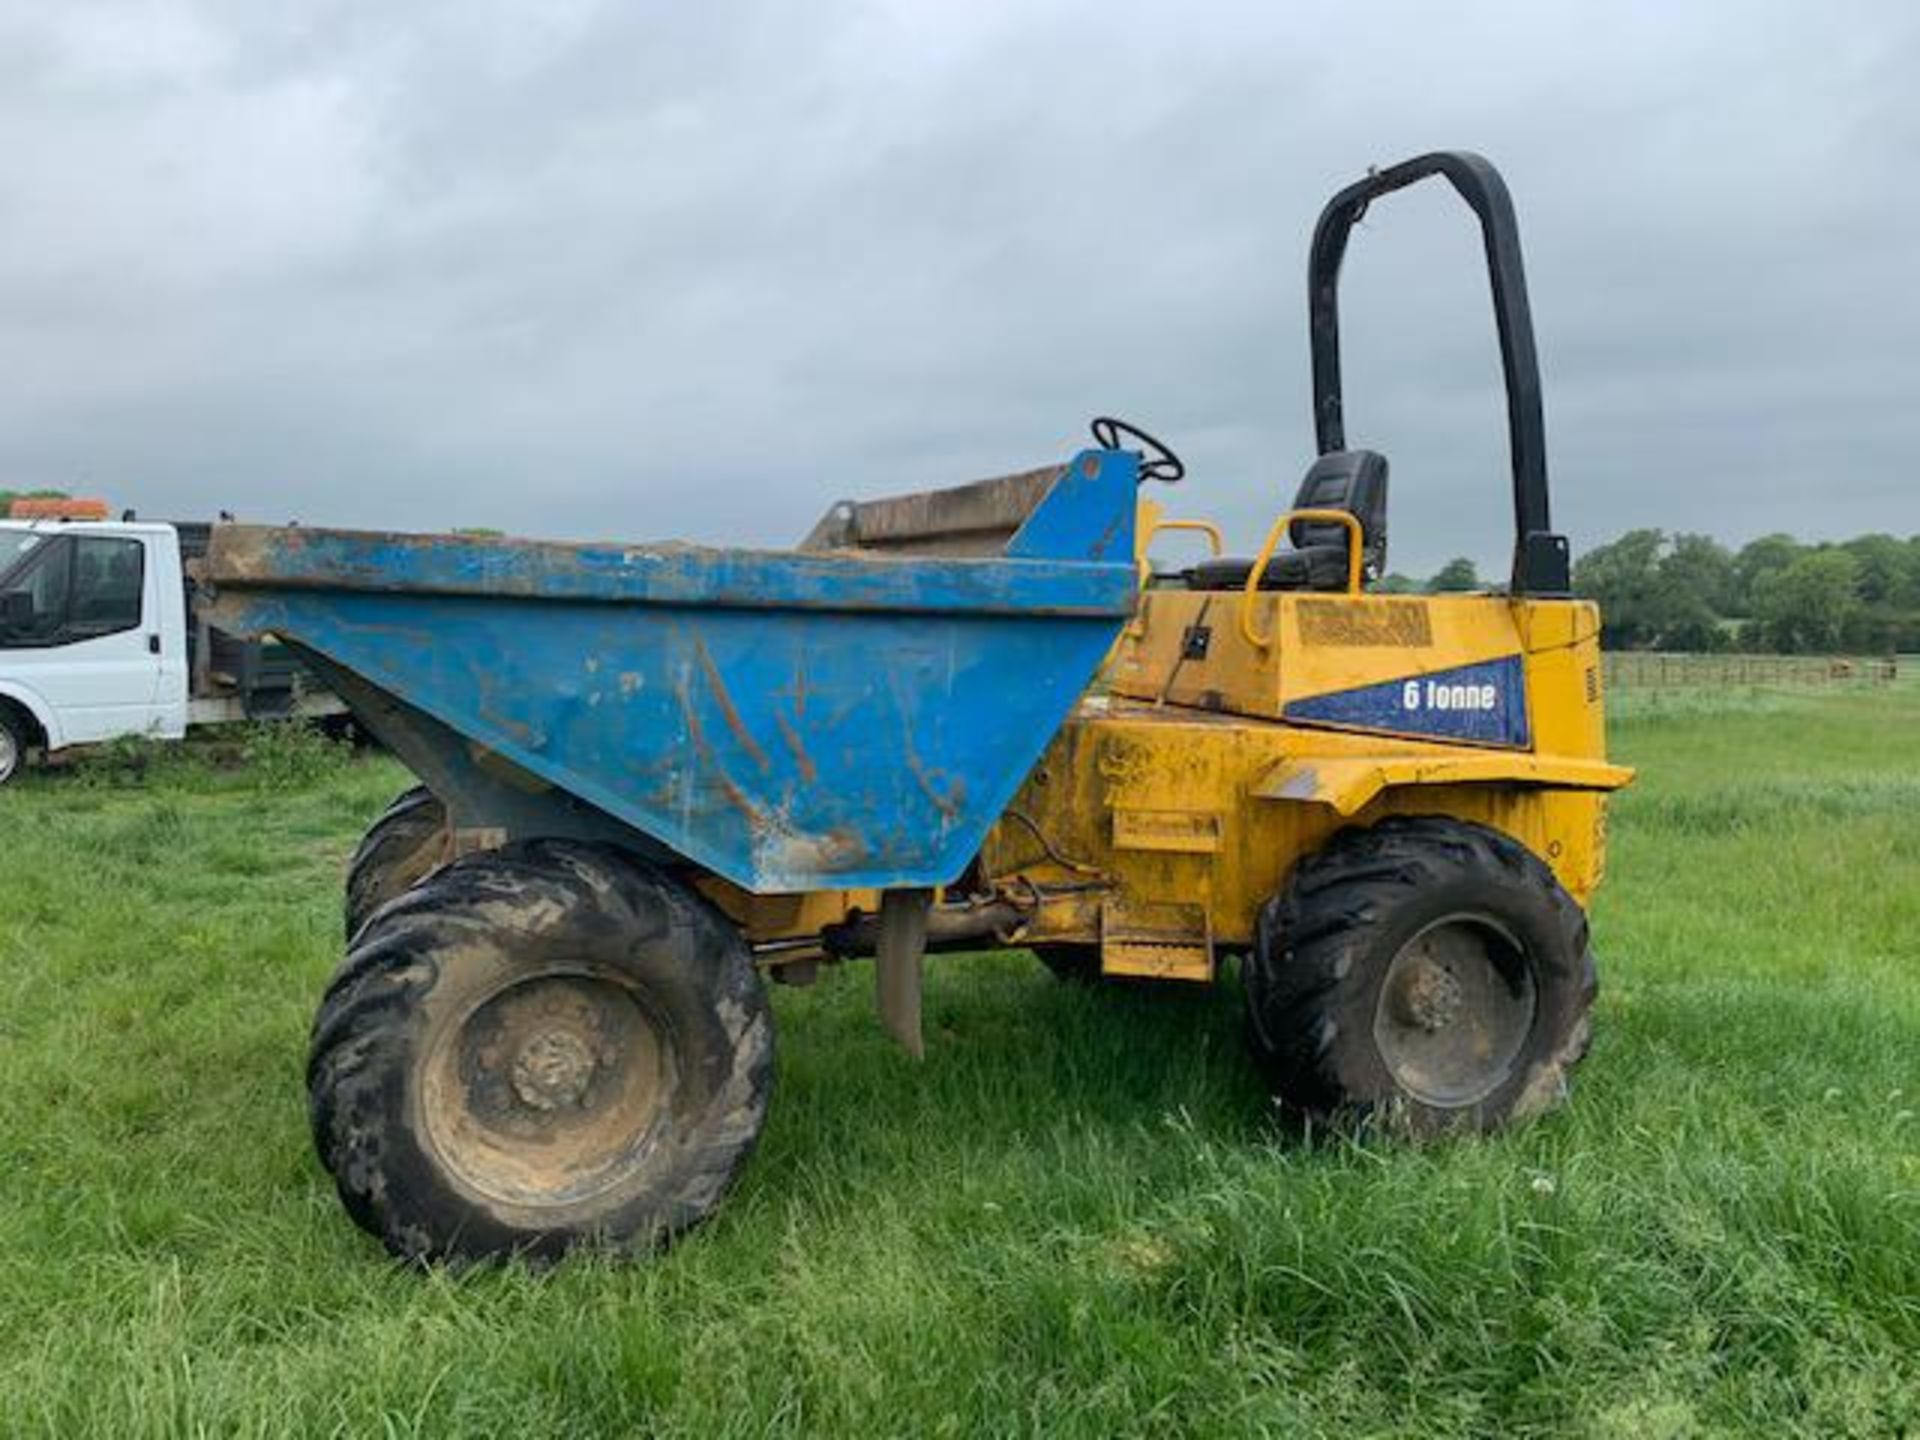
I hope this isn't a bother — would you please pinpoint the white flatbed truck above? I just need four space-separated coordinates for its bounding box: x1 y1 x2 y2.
0 514 342 785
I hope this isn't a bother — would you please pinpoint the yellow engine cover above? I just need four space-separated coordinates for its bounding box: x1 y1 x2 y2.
980 589 1630 978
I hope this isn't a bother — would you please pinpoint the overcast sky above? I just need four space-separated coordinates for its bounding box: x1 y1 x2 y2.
3 1 1917 575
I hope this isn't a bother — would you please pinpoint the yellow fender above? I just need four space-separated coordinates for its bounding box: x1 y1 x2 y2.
1256 752 1635 818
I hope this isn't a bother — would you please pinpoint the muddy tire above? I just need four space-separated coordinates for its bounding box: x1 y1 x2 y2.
1244 816 1595 1136
0 707 26 788
344 785 449 940
309 839 774 1265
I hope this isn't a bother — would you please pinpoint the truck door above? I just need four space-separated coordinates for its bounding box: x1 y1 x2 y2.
0 531 169 745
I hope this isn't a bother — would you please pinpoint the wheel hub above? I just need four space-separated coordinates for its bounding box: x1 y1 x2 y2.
511 1027 600 1111
1371 916 1537 1110
1393 959 1465 1033
420 969 674 1210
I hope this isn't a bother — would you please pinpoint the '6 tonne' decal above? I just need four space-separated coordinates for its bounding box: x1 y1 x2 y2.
1285 655 1530 747
1402 679 1500 712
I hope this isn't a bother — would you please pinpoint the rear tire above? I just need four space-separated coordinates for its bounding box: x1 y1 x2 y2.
1244 816 1595 1136
310 840 775 1265
344 785 449 940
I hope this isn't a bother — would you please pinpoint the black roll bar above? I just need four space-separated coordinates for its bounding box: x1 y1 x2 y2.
1308 151 1569 595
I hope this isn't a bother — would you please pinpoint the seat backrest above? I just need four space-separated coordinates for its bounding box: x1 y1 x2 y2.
1289 449 1389 583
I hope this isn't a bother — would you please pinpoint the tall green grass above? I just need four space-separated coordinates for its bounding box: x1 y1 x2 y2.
0 693 1914 1437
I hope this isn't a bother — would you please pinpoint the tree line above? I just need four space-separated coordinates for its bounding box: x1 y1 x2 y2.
1382 531 1920 654
8 483 1914 654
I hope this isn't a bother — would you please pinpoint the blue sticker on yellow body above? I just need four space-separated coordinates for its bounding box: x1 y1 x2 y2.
1284 655 1530 748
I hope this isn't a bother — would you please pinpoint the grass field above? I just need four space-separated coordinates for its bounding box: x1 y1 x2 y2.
1 690 1916 1437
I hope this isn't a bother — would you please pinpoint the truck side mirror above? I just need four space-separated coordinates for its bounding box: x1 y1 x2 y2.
0 591 33 629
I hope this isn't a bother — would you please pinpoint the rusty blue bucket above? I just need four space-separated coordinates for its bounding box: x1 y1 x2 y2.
204 448 1140 891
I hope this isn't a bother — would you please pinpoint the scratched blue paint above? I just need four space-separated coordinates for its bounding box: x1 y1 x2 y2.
235 448 1138 618
209 450 1140 892
1005 449 1139 562
1283 655 1531 749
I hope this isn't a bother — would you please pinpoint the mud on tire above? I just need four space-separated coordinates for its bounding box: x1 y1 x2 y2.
344 785 449 941
1244 816 1596 1136
310 839 774 1265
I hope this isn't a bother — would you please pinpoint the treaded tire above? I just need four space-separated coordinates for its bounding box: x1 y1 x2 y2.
1244 816 1596 1136
344 785 449 941
310 839 774 1265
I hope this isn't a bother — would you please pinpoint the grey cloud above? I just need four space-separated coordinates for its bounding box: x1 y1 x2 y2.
3 0 1917 575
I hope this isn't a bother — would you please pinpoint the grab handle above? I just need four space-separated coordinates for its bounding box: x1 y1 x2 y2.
1238 509 1363 649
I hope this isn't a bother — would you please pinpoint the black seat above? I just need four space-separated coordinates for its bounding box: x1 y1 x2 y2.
1186 449 1388 593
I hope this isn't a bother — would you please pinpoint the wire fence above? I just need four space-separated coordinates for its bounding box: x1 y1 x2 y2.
1603 652 1903 691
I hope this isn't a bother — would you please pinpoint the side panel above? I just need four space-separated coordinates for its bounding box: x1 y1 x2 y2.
981 708 1614 953
983 593 1620 961
0 680 59 749
218 593 1125 894
1108 589 1530 728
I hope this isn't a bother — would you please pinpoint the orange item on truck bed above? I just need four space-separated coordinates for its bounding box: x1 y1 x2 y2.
6 497 111 520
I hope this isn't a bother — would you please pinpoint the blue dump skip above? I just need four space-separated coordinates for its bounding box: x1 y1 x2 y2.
205 449 1140 892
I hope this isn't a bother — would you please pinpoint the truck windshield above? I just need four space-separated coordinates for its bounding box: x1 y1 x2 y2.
0 531 45 586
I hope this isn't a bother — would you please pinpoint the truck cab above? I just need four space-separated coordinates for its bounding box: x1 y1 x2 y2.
0 511 346 782
0 519 191 766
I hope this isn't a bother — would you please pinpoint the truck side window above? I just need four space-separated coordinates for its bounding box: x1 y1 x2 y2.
0 535 145 648
69 536 146 638
0 537 72 647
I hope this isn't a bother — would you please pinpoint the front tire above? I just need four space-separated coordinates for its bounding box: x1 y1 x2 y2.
1244 816 1595 1136
310 840 774 1264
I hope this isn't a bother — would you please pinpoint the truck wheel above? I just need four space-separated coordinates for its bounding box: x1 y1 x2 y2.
1244 816 1595 1137
0 708 25 787
309 840 774 1265
344 785 450 940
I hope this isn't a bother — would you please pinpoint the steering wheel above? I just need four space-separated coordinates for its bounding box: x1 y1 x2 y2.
1090 416 1185 484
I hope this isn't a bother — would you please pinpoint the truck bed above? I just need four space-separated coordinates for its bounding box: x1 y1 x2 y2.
174 521 341 719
